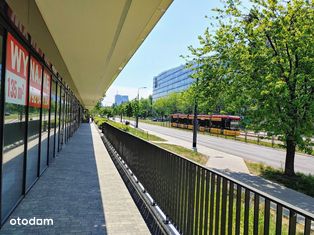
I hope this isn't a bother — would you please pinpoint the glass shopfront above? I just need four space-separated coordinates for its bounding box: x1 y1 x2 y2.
55 84 61 153
59 86 65 150
1 31 27 222
26 56 42 189
39 69 51 173
0 7 82 224
49 79 57 162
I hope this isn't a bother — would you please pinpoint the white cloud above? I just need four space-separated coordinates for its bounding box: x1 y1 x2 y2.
102 85 152 106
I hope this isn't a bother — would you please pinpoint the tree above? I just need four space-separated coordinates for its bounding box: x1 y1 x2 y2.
187 0 314 176
125 102 133 117
139 97 152 118
179 87 197 114
152 93 182 119
114 103 126 122
101 106 113 118
90 99 103 116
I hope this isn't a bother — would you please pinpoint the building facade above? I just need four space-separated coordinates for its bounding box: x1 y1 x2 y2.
114 94 129 105
0 3 84 225
152 64 195 100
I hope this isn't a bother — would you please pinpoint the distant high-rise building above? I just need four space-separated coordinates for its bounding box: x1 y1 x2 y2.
114 94 129 105
152 64 195 101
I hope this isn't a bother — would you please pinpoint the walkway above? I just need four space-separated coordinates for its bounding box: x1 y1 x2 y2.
0 123 150 235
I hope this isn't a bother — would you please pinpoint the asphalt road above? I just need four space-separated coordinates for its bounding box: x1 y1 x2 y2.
132 121 314 175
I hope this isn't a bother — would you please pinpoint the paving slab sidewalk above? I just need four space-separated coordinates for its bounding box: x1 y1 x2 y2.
1 123 150 235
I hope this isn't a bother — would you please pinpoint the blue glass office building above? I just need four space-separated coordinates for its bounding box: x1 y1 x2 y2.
115 94 129 105
152 64 195 101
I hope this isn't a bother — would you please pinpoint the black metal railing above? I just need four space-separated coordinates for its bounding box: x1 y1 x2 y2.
101 122 314 235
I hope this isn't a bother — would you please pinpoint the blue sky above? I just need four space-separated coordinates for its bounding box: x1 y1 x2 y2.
103 0 220 106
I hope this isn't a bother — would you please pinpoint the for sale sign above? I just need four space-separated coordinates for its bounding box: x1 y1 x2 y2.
42 69 51 109
29 56 42 108
5 33 29 106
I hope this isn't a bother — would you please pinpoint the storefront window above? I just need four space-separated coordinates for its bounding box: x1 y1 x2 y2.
49 79 56 161
0 22 81 223
2 32 27 220
64 92 68 143
55 83 60 153
58 84 64 151
39 69 51 173
25 56 42 189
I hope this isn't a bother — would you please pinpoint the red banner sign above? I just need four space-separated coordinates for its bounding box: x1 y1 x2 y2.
29 56 42 108
42 69 51 109
5 33 29 106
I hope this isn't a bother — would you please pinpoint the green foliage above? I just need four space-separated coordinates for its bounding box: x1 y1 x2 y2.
104 96 153 119
185 0 314 175
155 143 208 165
107 120 130 132
152 90 194 118
125 102 133 117
93 116 107 126
139 95 153 118
106 120 165 141
93 90 194 122
100 106 113 118
90 98 104 116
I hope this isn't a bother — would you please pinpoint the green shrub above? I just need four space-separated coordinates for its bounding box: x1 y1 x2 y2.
94 117 107 126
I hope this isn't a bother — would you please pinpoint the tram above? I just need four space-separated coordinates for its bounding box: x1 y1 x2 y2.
170 114 241 136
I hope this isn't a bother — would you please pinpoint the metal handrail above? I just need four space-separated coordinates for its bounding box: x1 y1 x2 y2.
102 122 314 235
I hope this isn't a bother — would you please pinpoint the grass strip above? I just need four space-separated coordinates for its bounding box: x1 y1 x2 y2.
246 161 314 197
155 143 208 165
106 119 166 142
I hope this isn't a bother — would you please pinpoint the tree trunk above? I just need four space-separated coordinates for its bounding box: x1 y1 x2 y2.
284 137 296 176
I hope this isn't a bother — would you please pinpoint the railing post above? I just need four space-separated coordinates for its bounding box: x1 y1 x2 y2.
264 199 270 235
253 194 260 235
276 204 282 235
220 178 228 235
209 173 215 235
228 182 234 235
244 189 250 235
288 210 297 235
235 185 242 235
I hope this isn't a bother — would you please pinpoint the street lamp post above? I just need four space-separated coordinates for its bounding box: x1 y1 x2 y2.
192 77 199 151
136 86 147 128
192 58 203 151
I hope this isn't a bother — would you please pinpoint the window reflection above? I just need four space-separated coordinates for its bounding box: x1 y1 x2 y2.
25 56 42 189
2 33 27 220
39 70 51 173
60 88 65 150
49 80 56 161
55 84 61 153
